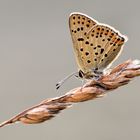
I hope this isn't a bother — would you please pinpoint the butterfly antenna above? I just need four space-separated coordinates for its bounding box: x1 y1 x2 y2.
56 71 78 90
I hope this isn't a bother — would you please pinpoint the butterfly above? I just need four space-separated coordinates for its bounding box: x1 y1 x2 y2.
56 12 127 89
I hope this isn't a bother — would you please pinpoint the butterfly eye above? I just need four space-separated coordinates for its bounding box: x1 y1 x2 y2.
78 70 84 78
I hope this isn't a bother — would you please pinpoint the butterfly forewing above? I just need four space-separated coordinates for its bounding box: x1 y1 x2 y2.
69 12 127 77
69 13 97 73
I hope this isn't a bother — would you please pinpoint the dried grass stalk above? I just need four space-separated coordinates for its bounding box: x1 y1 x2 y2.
0 59 140 128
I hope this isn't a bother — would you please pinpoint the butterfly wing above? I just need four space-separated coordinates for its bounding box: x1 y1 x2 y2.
69 13 97 73
86 24 127 71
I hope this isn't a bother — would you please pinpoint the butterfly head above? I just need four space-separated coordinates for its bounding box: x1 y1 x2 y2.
78 68 103 80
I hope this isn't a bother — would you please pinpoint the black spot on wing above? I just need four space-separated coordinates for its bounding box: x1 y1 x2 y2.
97 45 101 48
87 60 91 63
80 48 83 51
85 52 89 56
100 48 104 54
77 38 84 41
85 41 89 44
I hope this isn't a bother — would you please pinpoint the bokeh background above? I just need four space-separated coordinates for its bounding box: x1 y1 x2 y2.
0 0 140 139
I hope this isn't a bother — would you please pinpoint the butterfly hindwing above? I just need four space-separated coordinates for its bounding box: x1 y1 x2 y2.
87 25 126 70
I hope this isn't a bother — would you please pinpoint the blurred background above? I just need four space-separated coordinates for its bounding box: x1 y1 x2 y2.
0 0 140 139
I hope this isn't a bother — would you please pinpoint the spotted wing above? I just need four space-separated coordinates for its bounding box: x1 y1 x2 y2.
69 13 97 73
86 24 127 71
